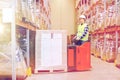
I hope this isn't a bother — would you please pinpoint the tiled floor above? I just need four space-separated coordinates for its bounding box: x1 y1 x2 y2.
26 56 120 80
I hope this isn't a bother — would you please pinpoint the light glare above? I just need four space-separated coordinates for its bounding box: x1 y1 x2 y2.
0 24 4 34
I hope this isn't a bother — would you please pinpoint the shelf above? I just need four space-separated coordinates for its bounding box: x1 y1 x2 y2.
91 26 120 35
16 20 36 31
92 29 104 34
117 26 120 31
76 0 119 32
97 30 104 34
105 26 118 33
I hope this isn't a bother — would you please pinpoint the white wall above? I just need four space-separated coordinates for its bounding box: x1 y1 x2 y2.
50 0 75 35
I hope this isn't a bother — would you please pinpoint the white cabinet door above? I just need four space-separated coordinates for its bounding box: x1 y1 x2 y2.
41 33 52 66
51 33 62 66
41 33 62 66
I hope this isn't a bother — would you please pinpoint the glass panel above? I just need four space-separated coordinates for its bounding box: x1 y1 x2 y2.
16 26 27 80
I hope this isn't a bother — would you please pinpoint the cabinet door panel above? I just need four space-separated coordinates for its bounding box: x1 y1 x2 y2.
51 38 62 66
53 33 62 39
41 33 52 66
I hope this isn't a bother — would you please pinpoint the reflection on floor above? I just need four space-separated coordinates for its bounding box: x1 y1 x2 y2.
26 56 120 80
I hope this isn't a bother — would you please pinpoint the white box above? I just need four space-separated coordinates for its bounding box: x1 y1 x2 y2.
35 30 67 72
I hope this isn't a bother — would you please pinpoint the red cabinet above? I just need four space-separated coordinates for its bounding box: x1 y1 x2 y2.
67 42 91 71
67 45 76 71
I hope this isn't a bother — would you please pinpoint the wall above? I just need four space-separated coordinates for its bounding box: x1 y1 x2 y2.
50 0 76 35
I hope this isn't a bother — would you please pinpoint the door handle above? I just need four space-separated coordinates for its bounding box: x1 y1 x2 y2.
51 33 53 39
